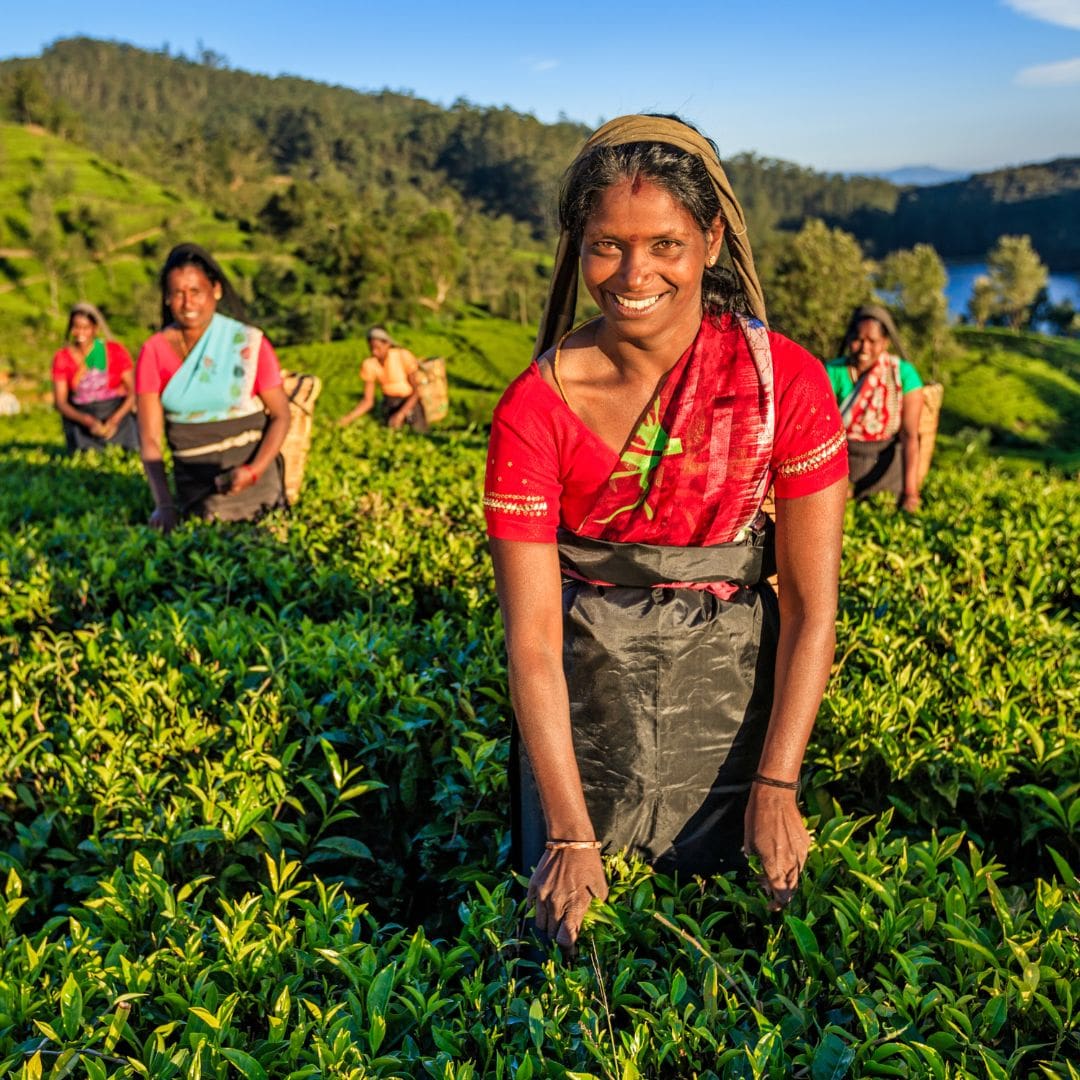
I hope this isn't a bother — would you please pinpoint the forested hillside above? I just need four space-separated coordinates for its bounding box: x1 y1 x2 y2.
836 159 1080 270
2 36 1077 385
0 38 585 234
5 37 1078 272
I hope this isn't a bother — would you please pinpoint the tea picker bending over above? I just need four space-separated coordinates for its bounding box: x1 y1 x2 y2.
485 115 848 948
136 243 291 531
338 326 429 432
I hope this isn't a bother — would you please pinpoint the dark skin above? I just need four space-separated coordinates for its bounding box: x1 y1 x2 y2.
847 318 923 511
138 265 291 532
337 337 422 430
492 180 846 948
53 313 136 440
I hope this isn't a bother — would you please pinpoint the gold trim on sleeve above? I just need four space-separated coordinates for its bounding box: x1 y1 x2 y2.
483 492 549 517
777 429 847 479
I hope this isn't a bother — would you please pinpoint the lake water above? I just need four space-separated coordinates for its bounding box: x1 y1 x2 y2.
945 261 1080 323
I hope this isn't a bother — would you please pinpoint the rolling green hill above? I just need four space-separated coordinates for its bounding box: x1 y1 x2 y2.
0 122 264 363
936 328 1080 456
279 316 535 427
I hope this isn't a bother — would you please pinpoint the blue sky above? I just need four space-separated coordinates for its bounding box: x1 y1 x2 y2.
3 0 1079 173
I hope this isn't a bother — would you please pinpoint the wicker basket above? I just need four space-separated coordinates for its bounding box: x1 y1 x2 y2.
917 382 943 486
280 371 322 504
416 357 449 424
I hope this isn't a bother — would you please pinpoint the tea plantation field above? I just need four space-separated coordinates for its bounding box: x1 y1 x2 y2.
0 387 1077 1077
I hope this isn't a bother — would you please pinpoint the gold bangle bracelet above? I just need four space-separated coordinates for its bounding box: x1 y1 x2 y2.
545 839 602 851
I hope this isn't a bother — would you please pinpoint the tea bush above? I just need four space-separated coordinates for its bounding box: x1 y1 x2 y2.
0 398 1077 1077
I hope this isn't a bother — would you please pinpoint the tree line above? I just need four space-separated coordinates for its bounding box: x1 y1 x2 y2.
0 37 1074 364
765 223 1065 377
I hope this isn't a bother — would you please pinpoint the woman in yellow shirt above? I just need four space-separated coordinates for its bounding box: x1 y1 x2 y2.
338 326 428 432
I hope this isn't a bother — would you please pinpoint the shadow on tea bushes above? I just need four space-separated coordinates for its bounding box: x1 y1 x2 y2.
3 814 1077 1078
3 408 1080 1076
812 465 1079 880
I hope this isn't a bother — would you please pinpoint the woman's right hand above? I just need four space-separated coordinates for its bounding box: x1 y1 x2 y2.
527 847 609 950
149 505 179 533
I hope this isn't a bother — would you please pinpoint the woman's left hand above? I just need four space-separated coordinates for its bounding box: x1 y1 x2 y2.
743 785 810 911
227 465 259 495
387 409 406 431
900 491 921 513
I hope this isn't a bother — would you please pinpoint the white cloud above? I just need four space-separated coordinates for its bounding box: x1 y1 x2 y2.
529 58 559 73
1015 55 1080 83
1003 0 1080 30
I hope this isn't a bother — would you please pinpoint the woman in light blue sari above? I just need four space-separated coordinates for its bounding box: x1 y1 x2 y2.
136 244 291 530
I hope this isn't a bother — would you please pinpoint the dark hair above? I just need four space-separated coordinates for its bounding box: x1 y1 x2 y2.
66 307 97 335
842 316 887 353
158 242 247 328
559 117 745 317
838 304 903 359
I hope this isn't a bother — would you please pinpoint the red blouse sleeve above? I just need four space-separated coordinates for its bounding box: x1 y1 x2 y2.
253 336 283 396
770 335 849 499
106 341 134 389
51 349 76 385
484 368 563 543
135 335 170 395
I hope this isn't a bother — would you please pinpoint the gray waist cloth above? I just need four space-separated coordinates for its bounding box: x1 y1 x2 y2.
62 397 139 453
847 437 902 497
512 527 778 879
166 412 286 521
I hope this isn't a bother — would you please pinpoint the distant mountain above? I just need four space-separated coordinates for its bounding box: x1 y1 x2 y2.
869 166 971 187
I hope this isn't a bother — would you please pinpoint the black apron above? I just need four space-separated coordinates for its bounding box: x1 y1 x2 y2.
847 437 903 497
381 394 429 433
62 397 139 453
167 412 285 521
512 525 779 878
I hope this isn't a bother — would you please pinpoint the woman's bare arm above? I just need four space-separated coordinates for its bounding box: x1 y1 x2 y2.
137 391 177 529
53 380 105 435
338 377 377 426
490 537 609 947
228 384 291 493
99 368 136 437
745 476 846 908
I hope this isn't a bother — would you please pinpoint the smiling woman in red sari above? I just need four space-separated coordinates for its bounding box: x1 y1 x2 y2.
485 115 848 949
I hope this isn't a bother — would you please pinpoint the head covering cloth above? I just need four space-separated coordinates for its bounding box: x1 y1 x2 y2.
534 115 767 359
842 303 907 360
69 301 114 342
367 325 395 345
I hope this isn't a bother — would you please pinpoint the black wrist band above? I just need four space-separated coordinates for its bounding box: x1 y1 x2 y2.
752 772 800 791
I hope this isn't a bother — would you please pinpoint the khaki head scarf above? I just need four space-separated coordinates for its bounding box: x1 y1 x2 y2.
842 304 907 360
534 115 767 359
69 301 114 341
